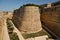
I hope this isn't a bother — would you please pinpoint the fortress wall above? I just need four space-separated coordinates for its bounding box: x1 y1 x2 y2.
0 12 10 40
12 6 42 33
41 5 60 37
0 12 13 19
12 8 25 28
0 16 4 40
7 12 13 19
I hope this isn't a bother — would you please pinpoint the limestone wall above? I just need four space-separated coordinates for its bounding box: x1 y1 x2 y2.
0 12 13 19
0 16 4 40
41 5 60 37
7 12 13 19
0 13 10 40
12 5 42 34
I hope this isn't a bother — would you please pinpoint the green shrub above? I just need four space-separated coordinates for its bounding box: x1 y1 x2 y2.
9 32 19 40
22 29 52 39
7 19 19 40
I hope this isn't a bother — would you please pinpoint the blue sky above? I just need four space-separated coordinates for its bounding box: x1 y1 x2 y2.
0 0 59 12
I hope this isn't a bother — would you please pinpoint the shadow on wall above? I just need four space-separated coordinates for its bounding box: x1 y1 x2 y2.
41 5 60 38
12 8 25 30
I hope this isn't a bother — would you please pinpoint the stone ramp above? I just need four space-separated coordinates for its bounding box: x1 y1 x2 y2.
9 20 25 40
0 16 25 40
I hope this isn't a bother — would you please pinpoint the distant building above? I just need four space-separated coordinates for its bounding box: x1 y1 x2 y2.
44 3 51 8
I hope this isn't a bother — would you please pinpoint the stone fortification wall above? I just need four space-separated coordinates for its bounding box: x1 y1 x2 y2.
0 12 10 40
0 12 13 19
41 5 60 37
12 5 42 33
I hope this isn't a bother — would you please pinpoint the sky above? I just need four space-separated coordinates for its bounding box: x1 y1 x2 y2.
0 0 59 12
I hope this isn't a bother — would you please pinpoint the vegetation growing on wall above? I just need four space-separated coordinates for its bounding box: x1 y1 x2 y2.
22 29 52 39
7 18 19 40
20 4 41 8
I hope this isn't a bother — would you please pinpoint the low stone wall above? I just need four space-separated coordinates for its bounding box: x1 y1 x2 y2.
26 35 48 40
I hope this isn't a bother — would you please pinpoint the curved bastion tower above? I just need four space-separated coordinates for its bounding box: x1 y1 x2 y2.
12 4 42 33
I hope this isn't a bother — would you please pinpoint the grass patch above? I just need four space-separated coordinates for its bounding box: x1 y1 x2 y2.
7 18 19 40
22 29 52 39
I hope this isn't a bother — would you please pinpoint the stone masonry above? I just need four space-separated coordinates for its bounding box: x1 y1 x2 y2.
12 5 42 34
